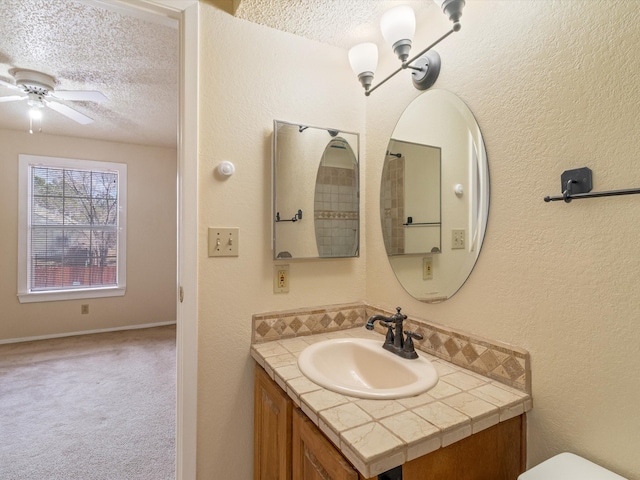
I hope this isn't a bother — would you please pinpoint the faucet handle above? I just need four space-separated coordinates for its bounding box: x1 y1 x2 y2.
404 330 423 341
383 322 395 345
402 330 423 359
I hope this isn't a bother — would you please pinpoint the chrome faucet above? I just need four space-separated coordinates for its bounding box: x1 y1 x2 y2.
365 307 423 359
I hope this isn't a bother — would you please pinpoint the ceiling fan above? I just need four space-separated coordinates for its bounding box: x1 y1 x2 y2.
0 68 108 126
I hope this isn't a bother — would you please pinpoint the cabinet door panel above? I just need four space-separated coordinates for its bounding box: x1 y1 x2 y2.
254 366 292 480
292 408 358 480
403 414 525 480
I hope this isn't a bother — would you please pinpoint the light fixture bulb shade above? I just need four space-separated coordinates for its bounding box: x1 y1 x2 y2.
380 5 416 47
348 42 378 76
433 0 465 27
29 107 42 120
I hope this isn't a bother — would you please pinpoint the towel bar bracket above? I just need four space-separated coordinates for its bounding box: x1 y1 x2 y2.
560 167 593 198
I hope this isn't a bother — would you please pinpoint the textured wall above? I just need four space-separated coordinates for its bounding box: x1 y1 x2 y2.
196 6 366 479
0 129 177 340
365 1 640 478
197 1 639 478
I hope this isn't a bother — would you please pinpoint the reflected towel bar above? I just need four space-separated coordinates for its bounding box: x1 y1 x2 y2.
544 167 640 203
403 217 440 226
402 222 441 226
275 209 302 222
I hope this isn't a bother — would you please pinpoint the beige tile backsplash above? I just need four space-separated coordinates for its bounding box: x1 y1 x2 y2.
252 302 530 393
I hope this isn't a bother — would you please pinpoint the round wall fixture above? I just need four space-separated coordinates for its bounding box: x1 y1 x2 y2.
217 161 235 177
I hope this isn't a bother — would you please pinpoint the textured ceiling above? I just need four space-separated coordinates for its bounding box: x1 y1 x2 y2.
0 0 440 148
0 0 178 148
235 0 436 49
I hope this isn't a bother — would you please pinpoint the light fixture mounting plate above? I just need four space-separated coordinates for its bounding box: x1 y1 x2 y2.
411 50 441 90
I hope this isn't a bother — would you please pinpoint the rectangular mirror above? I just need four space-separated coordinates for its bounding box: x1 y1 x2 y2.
273 120 360 259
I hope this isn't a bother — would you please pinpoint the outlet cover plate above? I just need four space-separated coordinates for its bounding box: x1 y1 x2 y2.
274 265 289 293
423 257 433 280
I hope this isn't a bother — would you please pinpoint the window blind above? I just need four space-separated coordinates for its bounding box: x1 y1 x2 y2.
29 166 119 291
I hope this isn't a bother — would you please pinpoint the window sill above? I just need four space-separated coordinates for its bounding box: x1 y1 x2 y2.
17 286 126 304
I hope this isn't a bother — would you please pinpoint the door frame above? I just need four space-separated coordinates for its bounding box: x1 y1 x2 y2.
98 1 199 478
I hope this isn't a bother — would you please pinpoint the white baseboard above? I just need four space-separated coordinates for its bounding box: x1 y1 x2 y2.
0 321 177 345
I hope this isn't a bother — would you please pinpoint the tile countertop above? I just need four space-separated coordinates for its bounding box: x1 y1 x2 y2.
250 327 533 479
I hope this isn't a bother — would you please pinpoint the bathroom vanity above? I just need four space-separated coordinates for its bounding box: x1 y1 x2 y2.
255 364 525 480
251 315 532 480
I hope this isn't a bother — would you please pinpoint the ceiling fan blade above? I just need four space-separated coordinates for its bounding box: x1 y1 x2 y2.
0 78 22 92
46 100 94 125
52 90 108 102
0 95 27 103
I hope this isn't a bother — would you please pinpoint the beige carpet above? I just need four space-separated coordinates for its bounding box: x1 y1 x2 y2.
0 325 176 480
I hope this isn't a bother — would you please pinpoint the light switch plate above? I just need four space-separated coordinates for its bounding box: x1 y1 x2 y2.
451 229 465 250
208 228 239 257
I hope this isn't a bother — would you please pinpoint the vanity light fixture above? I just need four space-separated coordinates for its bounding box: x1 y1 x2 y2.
348 0 465 96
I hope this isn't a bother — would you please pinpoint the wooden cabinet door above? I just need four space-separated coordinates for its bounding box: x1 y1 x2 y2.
403 414 526 480
254 366 293 480
292 408 359 480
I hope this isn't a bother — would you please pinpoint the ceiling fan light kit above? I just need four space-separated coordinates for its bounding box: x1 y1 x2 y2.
0 68 108 133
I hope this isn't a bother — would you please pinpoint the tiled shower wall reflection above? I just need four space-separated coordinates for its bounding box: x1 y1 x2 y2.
381 156 404 255
314 165 358 257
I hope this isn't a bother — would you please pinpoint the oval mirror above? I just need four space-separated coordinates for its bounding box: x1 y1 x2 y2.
380 90 489 302
314 137 359 257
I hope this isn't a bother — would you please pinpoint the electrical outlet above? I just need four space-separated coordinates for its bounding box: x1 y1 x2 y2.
451 229 465 249
423 257 433 280
274 265 289 293
81 304 89 314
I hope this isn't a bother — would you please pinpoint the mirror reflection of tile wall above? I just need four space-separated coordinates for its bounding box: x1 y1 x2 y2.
380 156 405 255
314 165 358 257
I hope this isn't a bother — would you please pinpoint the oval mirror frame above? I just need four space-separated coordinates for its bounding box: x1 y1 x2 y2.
380 90 489 302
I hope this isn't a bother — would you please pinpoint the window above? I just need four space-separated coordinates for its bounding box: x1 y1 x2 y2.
18 155 127 303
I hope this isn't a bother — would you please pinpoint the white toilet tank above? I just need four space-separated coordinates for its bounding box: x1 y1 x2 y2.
518 453 628 480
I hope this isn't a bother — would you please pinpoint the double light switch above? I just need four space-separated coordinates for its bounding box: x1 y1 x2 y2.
208 228 239 257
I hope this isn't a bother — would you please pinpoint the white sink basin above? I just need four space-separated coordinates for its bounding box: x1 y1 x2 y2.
297 338 439 400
